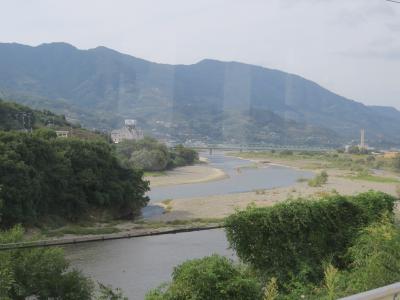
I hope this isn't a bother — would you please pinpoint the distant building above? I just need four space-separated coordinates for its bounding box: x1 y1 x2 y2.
111 119 143 143
56 130 69 138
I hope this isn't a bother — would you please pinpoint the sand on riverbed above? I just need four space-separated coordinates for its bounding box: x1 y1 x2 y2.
148 167 399 222
145 164 228 188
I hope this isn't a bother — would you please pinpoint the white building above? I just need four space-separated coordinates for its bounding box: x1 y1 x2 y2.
111 119 143 143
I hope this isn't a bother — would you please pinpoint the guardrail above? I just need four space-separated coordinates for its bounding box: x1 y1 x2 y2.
339 282 400 300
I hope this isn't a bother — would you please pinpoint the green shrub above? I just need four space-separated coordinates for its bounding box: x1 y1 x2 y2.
0 226 94 299
145 255 262 300
225 192 396 287
308 171 328 187
343 217 400 292
280 150 293 156
115 138 198 172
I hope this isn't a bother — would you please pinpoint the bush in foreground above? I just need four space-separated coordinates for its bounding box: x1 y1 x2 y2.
145 255 262 300
0 226 128 300
225 191 396 286
0 226 93 299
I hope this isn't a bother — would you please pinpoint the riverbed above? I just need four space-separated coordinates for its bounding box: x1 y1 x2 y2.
66 152 312 299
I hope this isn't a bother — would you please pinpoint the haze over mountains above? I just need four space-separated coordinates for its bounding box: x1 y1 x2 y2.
1 42 399 147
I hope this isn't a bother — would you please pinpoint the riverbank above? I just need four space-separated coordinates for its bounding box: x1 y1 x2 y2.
3 224 223 250
29 152 400 241
147 154 399 221
145 164 228 187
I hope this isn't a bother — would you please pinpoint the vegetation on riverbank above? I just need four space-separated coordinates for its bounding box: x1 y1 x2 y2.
345 172 400 183
33 218 225 239
233 150 400 173
0 130 149 228
0 225 127 299
147 191 400 299
115 137 199 172
308 171 329 187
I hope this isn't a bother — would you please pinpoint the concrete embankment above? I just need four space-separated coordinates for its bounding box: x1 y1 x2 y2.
0 225 224 251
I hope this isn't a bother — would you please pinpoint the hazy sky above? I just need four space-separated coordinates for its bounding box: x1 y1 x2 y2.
1 0 400 108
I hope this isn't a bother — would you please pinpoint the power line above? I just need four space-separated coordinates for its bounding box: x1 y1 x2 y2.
386 0 400 3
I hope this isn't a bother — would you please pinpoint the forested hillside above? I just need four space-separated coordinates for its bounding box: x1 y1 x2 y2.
0 98 70 131
2 43 400 146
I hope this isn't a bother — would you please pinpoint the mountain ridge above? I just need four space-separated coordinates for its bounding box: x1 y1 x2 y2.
0 42 399 147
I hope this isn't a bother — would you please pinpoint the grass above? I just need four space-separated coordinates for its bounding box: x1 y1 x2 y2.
38 218 225 239
144 171 166 177
236 163 259 171
231 150 394 173
345 174 400 183
133 218 225 229
42 225 121 237
161 199 173 213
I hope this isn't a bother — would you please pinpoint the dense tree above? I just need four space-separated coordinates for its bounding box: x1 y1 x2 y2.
130 149 169 171
115 137 198 172
0 131 149 227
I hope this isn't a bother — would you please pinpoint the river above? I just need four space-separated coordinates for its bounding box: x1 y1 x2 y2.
66 152 312 299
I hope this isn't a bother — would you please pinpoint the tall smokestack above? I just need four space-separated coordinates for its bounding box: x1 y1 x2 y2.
360 129 365 149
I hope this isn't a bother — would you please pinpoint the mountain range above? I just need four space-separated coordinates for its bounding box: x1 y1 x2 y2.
0 42 399 147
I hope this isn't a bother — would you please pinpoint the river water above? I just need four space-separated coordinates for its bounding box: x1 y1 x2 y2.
142 152 312 217
66 152 312 299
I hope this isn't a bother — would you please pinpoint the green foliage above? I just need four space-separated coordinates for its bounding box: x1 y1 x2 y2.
343 216 400 294
0 226 94 300
0 98 71 131
116 137 198 172
130 149 169 171
280 150 293 156
225 191 396 287
263 278 279 300
97 283 128 300
323 264 340 300
348 146 369 155
283 217 400 299
145 255 262 300
0 131 149 227
393 154 400 172
308 171 328 187
169 144 199 168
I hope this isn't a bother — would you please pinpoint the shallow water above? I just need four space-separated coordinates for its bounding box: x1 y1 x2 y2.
142 152 312 217
66 229 232 300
